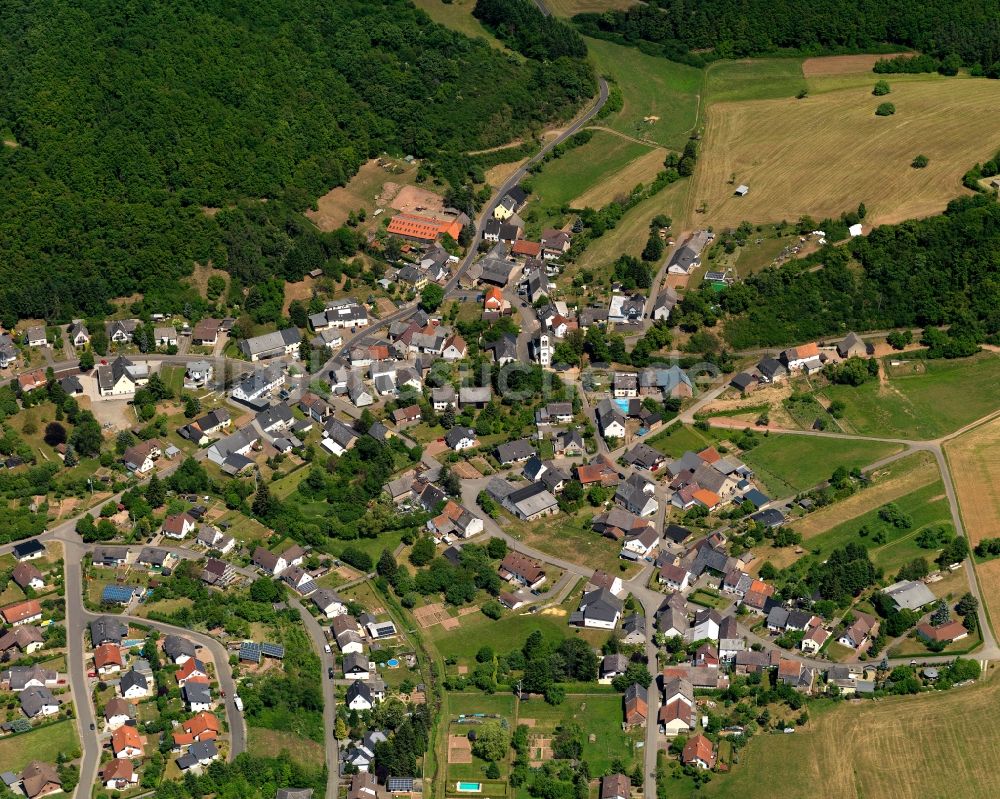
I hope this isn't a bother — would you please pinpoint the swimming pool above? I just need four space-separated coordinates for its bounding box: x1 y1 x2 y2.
456 783 482 793
386 658 400 668
614 398 631 413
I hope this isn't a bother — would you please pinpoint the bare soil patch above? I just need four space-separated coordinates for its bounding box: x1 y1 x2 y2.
413 602 452 629
307 159 418 231
391 184 447 215
448 735 473 764
451 461 483 479
485 159 527 189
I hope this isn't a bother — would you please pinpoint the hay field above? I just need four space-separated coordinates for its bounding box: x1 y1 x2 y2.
703 672 1000 799
546 0 636 15
586 37 702 150
945 418 1000 547
690 78 1000 228
572 144 666 207
946 418 1000 625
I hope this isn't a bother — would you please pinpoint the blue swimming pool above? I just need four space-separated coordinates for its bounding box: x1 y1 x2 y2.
614 398 630 413
387 658 400 668
456 783 482 793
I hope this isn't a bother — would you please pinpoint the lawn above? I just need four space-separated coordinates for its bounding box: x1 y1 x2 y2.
159 364 185 395
247 726 326 769
690 75 1000 229
522 694 640 776
740 435 903 496
698 670 1000 799
429 604 575 665
704 58 806 103
586 37 702 150
508 506 638 576
646 423 729 459
0 719 79 772
798 480 951 574
815 352 1000 439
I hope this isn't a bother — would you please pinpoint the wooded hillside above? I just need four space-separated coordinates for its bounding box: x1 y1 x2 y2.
576 0 1000 68
0 0 593 323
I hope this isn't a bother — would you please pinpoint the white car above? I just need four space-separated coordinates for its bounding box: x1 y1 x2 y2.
324 644 331 654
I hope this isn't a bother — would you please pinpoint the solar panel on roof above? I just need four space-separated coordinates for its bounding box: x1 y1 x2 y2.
239 641 262 662
261 642 285 659
102 585 137 602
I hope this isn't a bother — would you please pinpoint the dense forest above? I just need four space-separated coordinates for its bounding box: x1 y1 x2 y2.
473 0 587 60
716 194 1000 348
575 0 1000 68
0 0 593 323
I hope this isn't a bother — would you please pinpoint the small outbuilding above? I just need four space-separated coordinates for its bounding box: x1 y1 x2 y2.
734 185 749 196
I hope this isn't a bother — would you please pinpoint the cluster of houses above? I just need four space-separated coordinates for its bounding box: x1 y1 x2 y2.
665 445 766 516
730 332 872 394
88 621 225 784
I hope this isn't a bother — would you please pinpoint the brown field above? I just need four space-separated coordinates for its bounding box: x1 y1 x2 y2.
801 53 911 77
945 418 1000 625
690 78 1000 229
188 262 229 298
307 158 418 231
282 277 316 314
391 184 448 214
545 0 636 15
706 669 1000 799
413 602 455 629
795 452 938 539
945 418 1000 547
571 144 666 208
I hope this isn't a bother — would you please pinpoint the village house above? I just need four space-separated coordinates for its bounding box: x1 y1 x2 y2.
97 355 148 396
123 439 161 474
498 551 546 590
571 587 623 630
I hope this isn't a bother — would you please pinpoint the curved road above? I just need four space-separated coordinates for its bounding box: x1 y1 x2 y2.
1 514 248 797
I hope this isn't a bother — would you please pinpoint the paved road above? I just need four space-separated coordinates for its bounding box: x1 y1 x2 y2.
291 598 340 799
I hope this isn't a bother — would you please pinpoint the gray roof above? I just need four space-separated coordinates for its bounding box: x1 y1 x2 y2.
239 328 300 358
183 681 212 704
119 669 148 694
496 438 535 464
445 427 476 448
20 686 56 717
163 635 197 661
138 547 169 567
580 588 623 623
90 615 128 646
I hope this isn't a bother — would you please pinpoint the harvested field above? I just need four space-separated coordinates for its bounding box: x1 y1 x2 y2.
702 670 1000 799
801 53 907 77
945 418 1000 547
795 452 938 539
448 735 472 764
946 418 1000 625
546 0 635 14
451 461 483 479
690 77 1000 229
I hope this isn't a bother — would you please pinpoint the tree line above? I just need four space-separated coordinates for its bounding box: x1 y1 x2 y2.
574 0 1000 70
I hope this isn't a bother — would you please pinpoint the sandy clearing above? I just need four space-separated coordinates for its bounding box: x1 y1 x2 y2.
801 53 912 77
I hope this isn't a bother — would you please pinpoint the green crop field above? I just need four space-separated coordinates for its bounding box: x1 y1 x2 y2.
697 671 1000 799
646 423 730 459
586 37 702 150
704 58 807 103
816 352 1000 439
0 720 79 773
740 435 903 496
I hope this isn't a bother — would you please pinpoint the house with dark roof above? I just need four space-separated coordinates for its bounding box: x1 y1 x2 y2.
571 588 623 630
495 438 535 465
